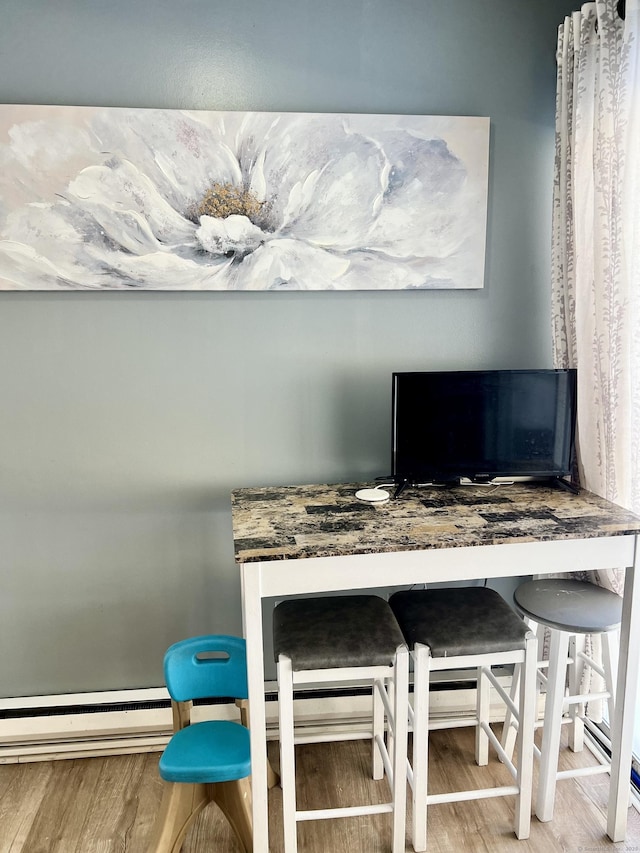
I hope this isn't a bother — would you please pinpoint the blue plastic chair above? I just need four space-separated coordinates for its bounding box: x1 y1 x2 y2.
147 635 253 853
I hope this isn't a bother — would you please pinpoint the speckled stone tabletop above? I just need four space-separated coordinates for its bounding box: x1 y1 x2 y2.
231 481 640 563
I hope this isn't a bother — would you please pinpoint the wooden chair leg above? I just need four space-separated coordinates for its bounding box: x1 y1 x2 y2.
211 777 253 853
147 781 209 853
236 698 280 789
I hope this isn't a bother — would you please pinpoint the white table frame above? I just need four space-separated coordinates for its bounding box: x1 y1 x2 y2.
241 533 640 851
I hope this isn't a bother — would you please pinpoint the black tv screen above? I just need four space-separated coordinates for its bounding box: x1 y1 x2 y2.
392 369 577 486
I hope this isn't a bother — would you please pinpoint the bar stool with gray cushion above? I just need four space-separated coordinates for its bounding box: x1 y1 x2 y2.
389 586 538 853
503 578 621 823
273 594 409 853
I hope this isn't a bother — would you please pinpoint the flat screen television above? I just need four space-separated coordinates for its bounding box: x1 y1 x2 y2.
391 369 577 494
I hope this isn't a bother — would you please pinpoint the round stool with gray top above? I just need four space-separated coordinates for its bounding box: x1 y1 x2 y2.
503 578 622 823
389 586 538 853
273 595 409 853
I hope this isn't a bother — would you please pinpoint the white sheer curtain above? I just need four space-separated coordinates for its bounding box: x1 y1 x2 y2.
551 0 640 707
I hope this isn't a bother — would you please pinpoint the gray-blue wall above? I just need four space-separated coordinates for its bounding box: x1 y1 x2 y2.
0 0 577 697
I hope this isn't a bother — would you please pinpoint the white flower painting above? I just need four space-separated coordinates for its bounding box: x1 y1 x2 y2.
0 106 489 291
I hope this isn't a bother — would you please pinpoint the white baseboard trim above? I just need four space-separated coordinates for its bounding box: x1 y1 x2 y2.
0 674 520 764
4 682 635 816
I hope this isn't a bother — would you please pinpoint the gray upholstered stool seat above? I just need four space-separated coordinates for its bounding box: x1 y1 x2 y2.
273 594 405 670
389 586 531 657
388 585 537 852
503 577 621 825
514 578 622 633
273 594 409 853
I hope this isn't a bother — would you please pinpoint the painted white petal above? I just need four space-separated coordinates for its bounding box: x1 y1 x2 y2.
196 215 266 257
337 251 459 290
286 146 386 248
223 112 285 192
69 196 162 255
90 109 242 209
226 238 349 290
224 114 388 246
366 131 480 259
65 158 196 246
82 243 234 289
369 192 482 261
280 170 322 228
247 146 267 201
0 240 79 290
239 113 348 199
0 231 117 290
1 190 230 290
3 199 78 244
0 203 107 289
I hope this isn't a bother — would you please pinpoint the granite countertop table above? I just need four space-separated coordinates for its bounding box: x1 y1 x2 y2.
231 481 640 564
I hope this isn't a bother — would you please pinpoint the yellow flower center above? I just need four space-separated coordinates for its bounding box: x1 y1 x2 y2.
194 182 264 221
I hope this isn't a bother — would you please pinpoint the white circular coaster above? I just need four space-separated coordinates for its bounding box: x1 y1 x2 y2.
355 488 390 503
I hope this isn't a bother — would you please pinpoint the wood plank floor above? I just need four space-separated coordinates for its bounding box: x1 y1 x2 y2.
1 726 639 852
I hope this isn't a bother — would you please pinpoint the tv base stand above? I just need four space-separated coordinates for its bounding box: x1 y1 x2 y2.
392 476 580 500
553 476 581 495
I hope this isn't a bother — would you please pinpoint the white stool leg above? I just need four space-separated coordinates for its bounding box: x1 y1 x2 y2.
536 629 570 822
476 664 490 766
373 673 385 780
387 672 397 781
501 617 541 762
391 647 409 853
278 654 298 853
603 629 619 726
411 643 431 853
500 660 521 760
514 631 537 839
412 643 431 853
568 633 585 752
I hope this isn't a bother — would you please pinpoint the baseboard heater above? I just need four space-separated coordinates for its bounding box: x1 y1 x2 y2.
0 671 515 764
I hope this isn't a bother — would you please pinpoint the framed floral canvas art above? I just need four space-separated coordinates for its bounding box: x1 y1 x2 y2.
0 106 489 291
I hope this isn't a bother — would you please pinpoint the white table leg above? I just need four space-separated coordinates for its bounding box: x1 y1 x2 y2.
242 564 270 852
608 548 640 842
536 629 569 822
